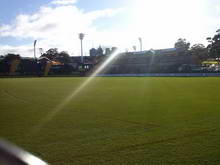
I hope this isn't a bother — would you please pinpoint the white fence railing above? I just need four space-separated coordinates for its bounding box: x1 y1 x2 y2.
96 73 220 77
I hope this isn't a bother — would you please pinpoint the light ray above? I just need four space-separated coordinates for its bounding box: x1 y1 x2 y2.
148 52 156 72
31 49 121 134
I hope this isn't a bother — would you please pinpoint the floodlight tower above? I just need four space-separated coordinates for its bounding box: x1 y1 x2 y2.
34 40 37 59
79 33 85 63
138 37 142 51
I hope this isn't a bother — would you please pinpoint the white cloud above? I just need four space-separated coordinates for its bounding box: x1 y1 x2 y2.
0 1 123 57
51 0 77 5
0 44 34 57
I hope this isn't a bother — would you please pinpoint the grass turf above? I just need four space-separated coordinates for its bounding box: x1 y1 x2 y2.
0 77 220 165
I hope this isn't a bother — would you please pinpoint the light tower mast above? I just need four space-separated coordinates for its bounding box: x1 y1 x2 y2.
79 33 85 63
138 37 142 51
34 40 37 59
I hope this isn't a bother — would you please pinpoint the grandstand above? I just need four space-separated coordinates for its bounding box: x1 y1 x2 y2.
102 48 199 74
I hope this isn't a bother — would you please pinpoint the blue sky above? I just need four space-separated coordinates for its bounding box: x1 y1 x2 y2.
0 0 220 57
0 0 125 45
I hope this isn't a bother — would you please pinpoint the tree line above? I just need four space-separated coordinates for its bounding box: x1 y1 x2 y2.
0 48 75 76
174 29 220 61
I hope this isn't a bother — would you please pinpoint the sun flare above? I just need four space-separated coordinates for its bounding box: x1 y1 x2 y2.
127 0 207 49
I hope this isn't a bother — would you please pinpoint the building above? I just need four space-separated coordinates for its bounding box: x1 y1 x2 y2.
90 48 97 57
98 48 198 74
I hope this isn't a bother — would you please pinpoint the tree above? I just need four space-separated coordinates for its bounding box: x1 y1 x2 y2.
190 44 208 61
41 48 59 60
4 53 20 61
3 54 21 75
56 51 70 64
174 38 190 52
207 29 220 58
0 56 10 74
41 48 70 64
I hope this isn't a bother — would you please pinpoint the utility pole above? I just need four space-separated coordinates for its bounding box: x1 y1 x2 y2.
79 33 85 63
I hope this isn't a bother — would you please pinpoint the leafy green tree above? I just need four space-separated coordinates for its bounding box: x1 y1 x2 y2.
174 38 190 53
207 29 220 58
2 54 21 75
41 48 59 60
190 44 208 61
56 51 70 64
4 53 20 61
41 48 70 64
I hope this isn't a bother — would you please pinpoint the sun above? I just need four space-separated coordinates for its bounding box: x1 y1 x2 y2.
126 0 206 49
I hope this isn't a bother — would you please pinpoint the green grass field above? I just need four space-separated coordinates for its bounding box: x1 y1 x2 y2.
1 77 220 165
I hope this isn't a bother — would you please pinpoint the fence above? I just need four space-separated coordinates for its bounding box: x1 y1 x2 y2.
96 73 220 77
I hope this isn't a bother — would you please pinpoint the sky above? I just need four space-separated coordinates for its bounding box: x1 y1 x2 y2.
0 0 220 57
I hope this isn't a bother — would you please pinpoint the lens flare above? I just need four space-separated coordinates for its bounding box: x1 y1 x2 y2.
31 49 121 134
